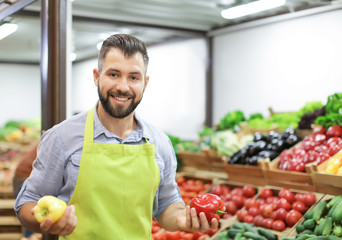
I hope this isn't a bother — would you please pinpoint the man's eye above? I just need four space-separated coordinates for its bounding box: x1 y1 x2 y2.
131 76 139 80
110 73 118 77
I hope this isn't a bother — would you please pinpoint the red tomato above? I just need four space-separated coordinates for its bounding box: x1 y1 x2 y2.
211 185 223 196
286 210 302 227
292 201 306 214
243 215 254 223
262 218 274 229
260 188 273 199
295 193 305 202
253 215 264 227
165 231 180 240
153 231 166 240
152 225 162 233
266 196 280 205
221 213 232 219
224 201 237 215
288 159 305 172
260 204 274 218
302 193 316 207
221 193 233 202
221 185 231 194
276 198 292 211
314 134 327 145
272 220 286 231
242 185 256 198
328 144 341 156
231 187 244 196
278 189 295 203
205 228 218 236
248 207 261 217
232 195 245 209
327 137 341 146
256 198 266 206
326 125 342 138
198 235 210 240
244 198 259 209
312 126 326 137
237 209 248 221
176 177 186 186
182 232 194 240
273 208 287 221
317 152 330 165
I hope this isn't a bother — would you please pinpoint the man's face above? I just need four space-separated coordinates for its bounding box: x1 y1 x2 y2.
94 48 149 119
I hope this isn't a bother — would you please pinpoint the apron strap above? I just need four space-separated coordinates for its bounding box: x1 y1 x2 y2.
84 108 95 144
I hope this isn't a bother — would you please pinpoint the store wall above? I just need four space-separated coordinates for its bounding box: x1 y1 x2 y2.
72 38 207 140
0 64 40 127
213 9 342 125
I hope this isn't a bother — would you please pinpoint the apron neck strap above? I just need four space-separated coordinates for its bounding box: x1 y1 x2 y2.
84 108 95 144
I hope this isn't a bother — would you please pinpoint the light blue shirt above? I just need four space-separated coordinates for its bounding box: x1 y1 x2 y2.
14 104 183 220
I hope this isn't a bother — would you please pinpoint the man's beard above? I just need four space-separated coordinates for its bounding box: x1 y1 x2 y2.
98 86 142 119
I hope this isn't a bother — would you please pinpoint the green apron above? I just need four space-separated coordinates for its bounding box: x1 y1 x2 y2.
61 109 160 239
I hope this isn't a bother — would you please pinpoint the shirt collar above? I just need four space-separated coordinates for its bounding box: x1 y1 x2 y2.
92 102 152 142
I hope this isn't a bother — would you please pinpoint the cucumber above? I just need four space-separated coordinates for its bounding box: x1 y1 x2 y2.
232 222 246 231
332 225 342 237
306 237 328 240
242 232 264 240
316 218 327 235
327 235 341 240
332 200 342 223
327 196 342 209
328 198 342 217
257 227 277 240
322 217 333 236
228 229 244 238
234 232 243 240
304 209 315 220
242 223 259 234
295 234 310 240
282 238 295 240
313 201 328 222
304 219 316 230
297 224 306 233
301 230 313 234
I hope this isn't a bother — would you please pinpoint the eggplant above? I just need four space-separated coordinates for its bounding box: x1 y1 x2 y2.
257 150 278 160
285 134 301 147
253 132 269 142
282 127 296 139
268 130 282 140
245 156 260 166
253 140 267 153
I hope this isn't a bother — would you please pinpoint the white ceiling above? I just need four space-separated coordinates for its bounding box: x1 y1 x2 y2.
0 0 338 63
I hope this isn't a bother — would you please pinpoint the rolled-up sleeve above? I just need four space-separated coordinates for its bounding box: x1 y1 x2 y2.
153 137 184 220
14 128 66 214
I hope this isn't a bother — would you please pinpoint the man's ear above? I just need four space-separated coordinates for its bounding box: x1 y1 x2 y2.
93 68 100 86
144 75 150 88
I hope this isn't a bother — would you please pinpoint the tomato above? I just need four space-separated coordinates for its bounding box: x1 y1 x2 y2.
292 201 306 214
244 198 259 209
165 231 180 240
328 144 341 156
314 134 327 145
288 159 305 172
237 209 248 221
153 232 166 240
231 187 244 196
295 193 305 202
260 188 273 199
221 185 231 195
224 201 237 215
243 215 254 223
317 152 330 165
182 232 194 240
198 235 210 240
262 218 274 229
211 185 223 196
272 220 286 231
242 185 256 198
327 137 341 146
256 198 266 206
176 176 186 186
312 126 326 137
285 209 302 227
273 208 287 221
260 204 274 218
302 193 316 207
152 225 162 233
326 125 342 138
253 215 264 227
314 145 328 153
232 195 245 209
278 189 295 203
276 198 291 211
205 228 218 236
248 207 261 217
221 193 232 202
222 213 232 219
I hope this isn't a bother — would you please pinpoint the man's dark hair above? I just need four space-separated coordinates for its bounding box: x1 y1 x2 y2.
98 34 149 72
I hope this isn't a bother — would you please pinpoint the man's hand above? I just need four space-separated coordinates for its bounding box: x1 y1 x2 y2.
176 206 219 233
31 205 77 236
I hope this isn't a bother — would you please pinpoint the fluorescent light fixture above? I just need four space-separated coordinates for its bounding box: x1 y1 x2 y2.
221 0 286 19
70 52 77 61
0 23 18 40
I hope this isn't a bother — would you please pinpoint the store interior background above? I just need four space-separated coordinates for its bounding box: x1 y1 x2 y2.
1 7 342 141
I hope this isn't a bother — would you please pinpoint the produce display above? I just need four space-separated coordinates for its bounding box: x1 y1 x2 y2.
228 128 301 165
176 176 212 204
33 195 67 223
278 125 342 172
325 149 342 175
289 196 342 240
315 93 342 128
0 119 40 143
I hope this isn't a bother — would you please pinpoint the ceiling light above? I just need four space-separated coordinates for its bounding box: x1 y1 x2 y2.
0 22 18 40
221 0 286 19
70 52 77 61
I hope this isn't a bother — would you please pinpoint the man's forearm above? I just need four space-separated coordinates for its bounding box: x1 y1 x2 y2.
18 202 42 233
158 202 185 231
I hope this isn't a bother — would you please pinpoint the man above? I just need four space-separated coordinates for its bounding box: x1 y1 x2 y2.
14 34 219 239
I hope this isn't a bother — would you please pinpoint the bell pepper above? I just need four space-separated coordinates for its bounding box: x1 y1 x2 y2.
326 149 342 174
189 193 226 221
33 195 67 223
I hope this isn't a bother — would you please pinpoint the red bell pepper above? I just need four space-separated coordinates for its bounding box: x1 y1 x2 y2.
189 193 226 221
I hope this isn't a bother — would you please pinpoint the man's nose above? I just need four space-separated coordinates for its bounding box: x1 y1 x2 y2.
116 77 130 92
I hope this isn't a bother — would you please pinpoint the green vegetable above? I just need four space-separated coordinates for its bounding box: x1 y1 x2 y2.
219 110 246 130
326 92 342 114
198 126 215 138
333 225 342 237
248 113 264 121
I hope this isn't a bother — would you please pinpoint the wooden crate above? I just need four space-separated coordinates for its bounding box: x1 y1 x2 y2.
224 159 268 186
262 157 316 192
308 159 342 195
239 122 280 135
178 151 226 173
